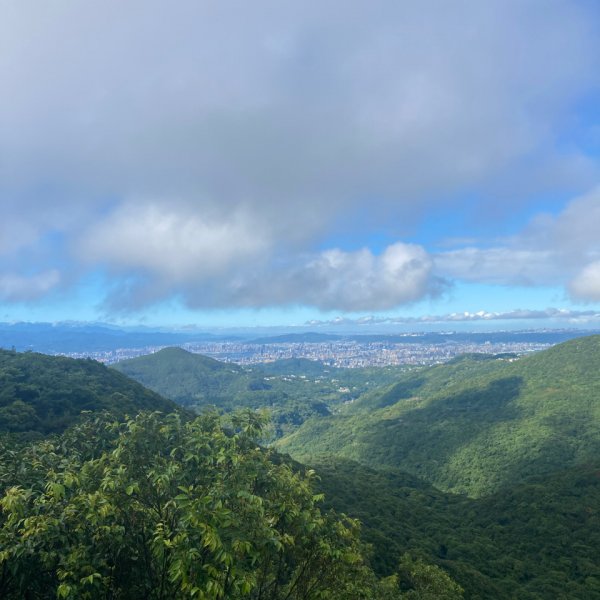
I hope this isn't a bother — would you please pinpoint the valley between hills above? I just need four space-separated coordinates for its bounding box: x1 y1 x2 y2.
1 336 599 598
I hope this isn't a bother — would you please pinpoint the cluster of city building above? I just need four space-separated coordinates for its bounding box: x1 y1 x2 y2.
66 339 552 368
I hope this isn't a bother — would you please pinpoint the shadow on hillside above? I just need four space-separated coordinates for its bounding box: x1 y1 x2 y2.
430 376 524 416
368 376 427 410
501 420 600 491
358 376 525 483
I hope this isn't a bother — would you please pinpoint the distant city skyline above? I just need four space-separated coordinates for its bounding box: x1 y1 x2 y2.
2 321 590 367
2 2 600 328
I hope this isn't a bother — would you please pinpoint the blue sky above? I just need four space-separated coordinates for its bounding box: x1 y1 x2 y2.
2 1 600 331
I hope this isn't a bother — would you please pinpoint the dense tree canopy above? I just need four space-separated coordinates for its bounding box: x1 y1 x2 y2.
314 458 600 599
0 410 462 599
0 349 176 436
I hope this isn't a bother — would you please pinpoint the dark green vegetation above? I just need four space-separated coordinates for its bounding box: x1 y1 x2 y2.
269 337 600 597
0 349 175 437
0 411 462 599
278 335 600 497
114 347 407 437
2 335 600 598
314 459 600 599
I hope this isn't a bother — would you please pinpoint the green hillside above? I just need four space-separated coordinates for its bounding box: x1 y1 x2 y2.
314 458 600 599
113 348 334 436
0 349 176 436
277 335 600 497
113 348 409 437
113 347 246 405
2 340 599 598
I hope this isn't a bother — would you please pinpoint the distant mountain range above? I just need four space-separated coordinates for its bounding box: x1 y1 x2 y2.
249 330 599 345
249 332 344 344
0 322 226 353
0 321 597 355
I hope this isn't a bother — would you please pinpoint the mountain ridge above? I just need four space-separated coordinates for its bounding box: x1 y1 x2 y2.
277 335 600 496
0 349 177 436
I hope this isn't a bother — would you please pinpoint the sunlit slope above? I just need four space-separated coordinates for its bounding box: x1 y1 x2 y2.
113 348 338 436
0 349 176 435
277 335 600 496
113 347 247 407
113 348 411 438
112 347 328 415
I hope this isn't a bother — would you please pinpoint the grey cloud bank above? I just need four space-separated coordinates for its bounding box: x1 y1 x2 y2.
0 1 599 313
0 271 61 302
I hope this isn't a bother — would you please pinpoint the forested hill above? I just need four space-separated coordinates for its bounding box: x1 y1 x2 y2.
314 458 600 599
113 347 247 406
0 349 176 436
112 348 343 438
112 348 410 438
1 340 599 597
277 334 600 497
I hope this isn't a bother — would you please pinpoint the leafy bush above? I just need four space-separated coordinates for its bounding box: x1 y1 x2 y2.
0 411 461 599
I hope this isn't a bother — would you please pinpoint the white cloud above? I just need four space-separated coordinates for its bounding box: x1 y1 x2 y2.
570 261 600 301
0 271 60 302
524 186 600 259
434 186 600 290
0 1 599 312
306 307 600 326
95 240 441 312
79 202 270 281
281 243 441 311
1 1 597 222
434 247 558 286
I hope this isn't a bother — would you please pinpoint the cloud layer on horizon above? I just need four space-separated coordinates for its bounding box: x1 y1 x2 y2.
306 307 600 327
1 1 600 314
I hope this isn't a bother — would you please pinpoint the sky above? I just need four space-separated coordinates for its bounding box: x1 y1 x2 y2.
2 0 600 331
